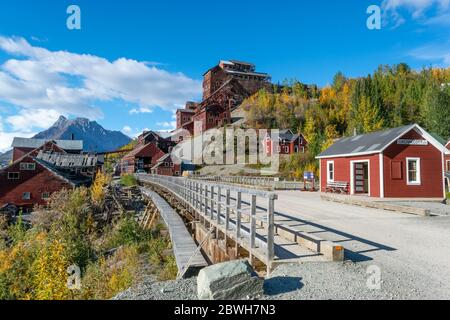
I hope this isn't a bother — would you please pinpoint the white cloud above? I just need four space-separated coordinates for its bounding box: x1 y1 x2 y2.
0 36 201 117
129 107 153 114
0 36 202 152
382 0 450 26
157 121 176 129
409 42 450 66
6 108 62 133
122 125 132 135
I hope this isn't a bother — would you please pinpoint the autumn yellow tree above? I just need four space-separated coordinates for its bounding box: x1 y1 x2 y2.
91 171 110 207
33 239 72 300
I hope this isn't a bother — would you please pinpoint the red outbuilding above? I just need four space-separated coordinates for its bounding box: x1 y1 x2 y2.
444 140 450 172
264 129 308 156
317 124 447 199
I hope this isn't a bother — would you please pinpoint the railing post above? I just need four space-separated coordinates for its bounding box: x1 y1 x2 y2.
267 195 276 274
217 186 222 224
236 191 242 240
210 185 214 220
225 189 230 231
196 182 199 210
250 195 256 249
203 184 208 216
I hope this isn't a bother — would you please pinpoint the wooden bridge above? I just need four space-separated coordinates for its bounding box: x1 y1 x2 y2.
137 174 343 274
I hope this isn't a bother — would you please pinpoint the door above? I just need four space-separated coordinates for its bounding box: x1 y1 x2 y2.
354 162 369 194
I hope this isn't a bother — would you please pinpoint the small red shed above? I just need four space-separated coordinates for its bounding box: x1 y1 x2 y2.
317 124 447 199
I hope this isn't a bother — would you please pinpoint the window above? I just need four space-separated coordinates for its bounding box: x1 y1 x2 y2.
42 192 50 200
22 192 31 200
446 160 450 172
284 146 289 153
8 172 20 180
406 158 421 185
20 163 36 171
327 161 334 182
175 171 180 176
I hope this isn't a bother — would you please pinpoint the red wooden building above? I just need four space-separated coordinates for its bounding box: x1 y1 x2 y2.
317 124 447 199
176 60 271 135
265 129 308 155
0 147 97 212
444 140 450 172
120 143 166 174
150 154 181 176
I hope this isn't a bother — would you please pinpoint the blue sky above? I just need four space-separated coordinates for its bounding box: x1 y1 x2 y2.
0 0 449 151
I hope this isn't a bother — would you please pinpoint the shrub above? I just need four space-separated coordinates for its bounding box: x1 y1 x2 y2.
78 246 141 300
120 175 137 187
102 215 151 251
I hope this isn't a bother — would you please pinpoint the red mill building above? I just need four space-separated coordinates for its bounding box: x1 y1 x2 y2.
176 60 271 135
317 124 447 199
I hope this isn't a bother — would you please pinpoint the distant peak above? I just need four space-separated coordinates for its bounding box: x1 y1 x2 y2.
54 115 68 127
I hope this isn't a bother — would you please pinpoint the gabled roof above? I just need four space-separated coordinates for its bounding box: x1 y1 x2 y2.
267 129 304 143
12 137 83 151
151 154 173 170
122 142 165 160
317 124 447 159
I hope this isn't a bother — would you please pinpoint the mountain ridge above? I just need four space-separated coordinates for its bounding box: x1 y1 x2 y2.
33 116 132 153
0 116 132 167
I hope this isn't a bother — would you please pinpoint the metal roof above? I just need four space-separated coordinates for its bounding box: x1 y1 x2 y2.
317 124 419 158
36 151 98 168
12 137 83 151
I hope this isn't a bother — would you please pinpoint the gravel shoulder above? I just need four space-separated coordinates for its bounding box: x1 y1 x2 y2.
114 259 450 300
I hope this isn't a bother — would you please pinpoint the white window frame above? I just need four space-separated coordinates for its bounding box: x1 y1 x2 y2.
20 163 36 171
284 146 289 153
8 172 20 180
326 161 335 183
42 192 50 200
406 157 421 185
446 160 450 172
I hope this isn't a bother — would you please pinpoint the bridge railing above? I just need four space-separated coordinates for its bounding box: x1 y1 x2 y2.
190 175 310 190
137 174 277 271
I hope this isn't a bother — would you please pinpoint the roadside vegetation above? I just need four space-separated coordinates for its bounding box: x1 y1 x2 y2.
120 174 138 187
242 65 450 175
0 172 176 300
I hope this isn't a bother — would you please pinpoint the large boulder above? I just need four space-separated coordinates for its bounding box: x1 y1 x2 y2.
197 260 264 300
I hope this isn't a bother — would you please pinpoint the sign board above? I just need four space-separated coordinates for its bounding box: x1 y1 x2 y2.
304 171 315 180
397 139 428 146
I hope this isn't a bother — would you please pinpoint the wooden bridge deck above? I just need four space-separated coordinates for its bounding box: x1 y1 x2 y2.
137 175 331 274
140 188 208 272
